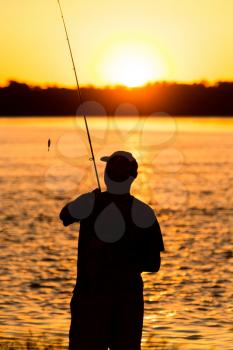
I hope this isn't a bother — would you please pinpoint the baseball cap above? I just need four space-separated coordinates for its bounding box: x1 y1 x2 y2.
100 150 138 182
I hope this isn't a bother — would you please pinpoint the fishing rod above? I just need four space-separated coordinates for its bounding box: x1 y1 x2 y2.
56 0 101 191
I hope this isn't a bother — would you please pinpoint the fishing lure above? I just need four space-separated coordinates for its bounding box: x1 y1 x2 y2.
48 138 51 152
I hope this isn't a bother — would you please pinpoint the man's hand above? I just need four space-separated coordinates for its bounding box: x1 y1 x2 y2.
92 188 101 194
59 204 78 226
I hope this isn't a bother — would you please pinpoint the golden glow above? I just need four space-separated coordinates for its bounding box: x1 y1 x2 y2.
0 0 233 86
98 40 166 87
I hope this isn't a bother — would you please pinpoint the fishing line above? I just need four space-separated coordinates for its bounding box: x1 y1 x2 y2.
53 0 101 191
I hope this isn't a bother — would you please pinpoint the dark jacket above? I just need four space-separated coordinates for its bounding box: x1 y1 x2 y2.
60 190 164 293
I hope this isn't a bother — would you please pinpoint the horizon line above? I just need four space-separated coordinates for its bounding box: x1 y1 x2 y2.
1 79 233 90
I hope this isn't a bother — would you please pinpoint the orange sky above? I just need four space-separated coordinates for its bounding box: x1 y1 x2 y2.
1 0 233 87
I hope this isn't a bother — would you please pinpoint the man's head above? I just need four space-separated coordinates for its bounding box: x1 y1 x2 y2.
101 151 138 194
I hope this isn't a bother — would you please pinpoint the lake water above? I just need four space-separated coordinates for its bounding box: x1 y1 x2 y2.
0 116 233 349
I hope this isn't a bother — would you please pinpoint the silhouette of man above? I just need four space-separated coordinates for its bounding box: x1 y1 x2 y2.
60 150 164 350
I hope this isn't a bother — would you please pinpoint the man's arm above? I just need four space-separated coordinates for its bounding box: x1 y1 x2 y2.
140 217 164 273
141 249 161 273
59 189 99 227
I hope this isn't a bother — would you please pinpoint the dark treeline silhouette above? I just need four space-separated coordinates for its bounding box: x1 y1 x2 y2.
1 80 233 116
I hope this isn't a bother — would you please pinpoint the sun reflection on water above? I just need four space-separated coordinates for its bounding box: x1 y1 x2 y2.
0 117 233 349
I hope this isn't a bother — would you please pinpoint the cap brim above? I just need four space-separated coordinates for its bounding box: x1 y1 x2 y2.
100 156 110 162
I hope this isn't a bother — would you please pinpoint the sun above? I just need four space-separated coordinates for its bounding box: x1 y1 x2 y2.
96 38 167 87
109 49 156 87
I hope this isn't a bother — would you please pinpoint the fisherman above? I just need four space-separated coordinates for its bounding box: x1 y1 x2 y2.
60 150 164 350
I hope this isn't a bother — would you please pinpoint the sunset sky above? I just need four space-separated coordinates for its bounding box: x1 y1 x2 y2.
1 0 233 87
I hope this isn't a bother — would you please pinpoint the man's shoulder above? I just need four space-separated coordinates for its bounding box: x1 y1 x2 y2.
131 196 155 213
131 196 156 229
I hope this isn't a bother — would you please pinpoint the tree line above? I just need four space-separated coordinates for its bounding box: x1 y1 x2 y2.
0 80 233 116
